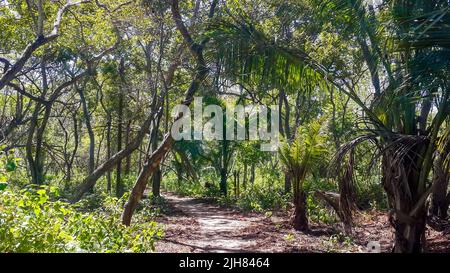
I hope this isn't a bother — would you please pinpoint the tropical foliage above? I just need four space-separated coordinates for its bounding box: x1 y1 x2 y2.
0 0 449 253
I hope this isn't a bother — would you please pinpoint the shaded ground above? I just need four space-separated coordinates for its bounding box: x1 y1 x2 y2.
154 192 450 253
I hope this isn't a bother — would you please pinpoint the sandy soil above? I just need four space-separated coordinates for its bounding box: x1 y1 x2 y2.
154 192 450 253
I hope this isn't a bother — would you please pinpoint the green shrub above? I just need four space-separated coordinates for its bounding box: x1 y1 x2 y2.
230 185 291 212
355 178 388 210
0 186 162 252
162 172 222 197
306 194 339 224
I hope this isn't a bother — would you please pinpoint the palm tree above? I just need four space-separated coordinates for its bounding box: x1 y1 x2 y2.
279 121 327 231
321 0 450 252
205 0 449 252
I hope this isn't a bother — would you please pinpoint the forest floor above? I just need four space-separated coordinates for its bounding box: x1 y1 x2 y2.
154 192 450 253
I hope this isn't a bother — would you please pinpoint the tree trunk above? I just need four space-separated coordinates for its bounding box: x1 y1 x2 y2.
250 163 255 184
124 120 132 175
26 104 41 185
430 141 450 219
236 169 240 197
233 170 240 197
116 101 124 197
27 58 51 185
176 165 183 186
220 139 229 196
151 126 162 197
152 168 161 197
121 135 174 225
282 90 291 139
392 210 427 253
431 176 449 219
382 148 428 253
220 168 227 196
120 0 217 226
293 189 308 231
243 163 247 190
77 84 95 175
106 114 112 194
66 114 79 182
34 104 51 184
26 102 51 185
71 111 155 202
338 148 357 234
116 58 125 198
284 172 291 194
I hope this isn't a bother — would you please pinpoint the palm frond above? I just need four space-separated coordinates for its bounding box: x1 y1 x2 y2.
279 120 328 179
204 18 329 96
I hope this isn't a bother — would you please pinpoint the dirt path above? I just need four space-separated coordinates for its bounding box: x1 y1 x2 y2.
154 192 367 253
155 193 263 252
154 192 450 253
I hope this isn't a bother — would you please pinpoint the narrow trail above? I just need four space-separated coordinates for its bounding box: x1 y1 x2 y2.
156 193 264 253
154 192 450 253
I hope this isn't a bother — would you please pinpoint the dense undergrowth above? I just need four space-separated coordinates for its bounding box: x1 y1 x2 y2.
162 171 387 225
0 184 163 252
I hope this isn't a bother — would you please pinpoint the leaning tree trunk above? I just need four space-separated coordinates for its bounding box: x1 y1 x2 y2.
121 0 217 226
70 112 155 202
122 135 174 225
